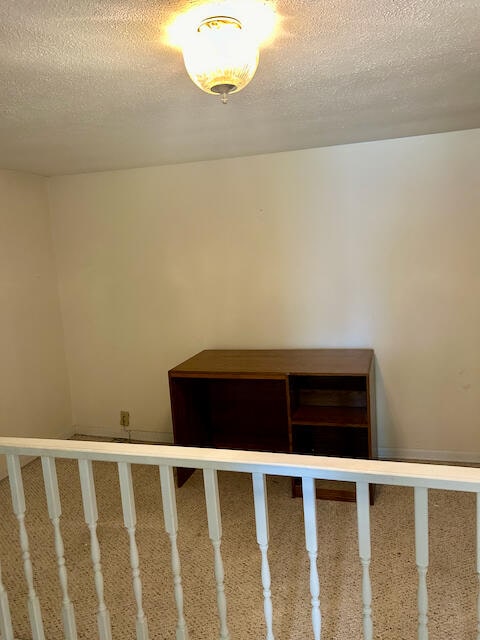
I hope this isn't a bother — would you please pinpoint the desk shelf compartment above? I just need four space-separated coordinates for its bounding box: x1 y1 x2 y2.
169 376 290 487
292 423 369 458
289 375 368 426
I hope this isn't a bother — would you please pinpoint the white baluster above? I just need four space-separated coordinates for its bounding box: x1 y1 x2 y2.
117 462 149 640
252 473 275 640
78 459 112 640
41 456 77 640
0 558 14 640
356 482 373 640
159 466 188 640
476 492 480 640
414 487 429 640
6 455 45 640
302 476 321 640
203 468 229 640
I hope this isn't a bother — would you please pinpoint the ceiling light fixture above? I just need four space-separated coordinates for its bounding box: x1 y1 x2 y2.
181 15 260 104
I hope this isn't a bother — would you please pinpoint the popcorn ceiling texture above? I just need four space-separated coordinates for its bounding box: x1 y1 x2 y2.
0 0 479 175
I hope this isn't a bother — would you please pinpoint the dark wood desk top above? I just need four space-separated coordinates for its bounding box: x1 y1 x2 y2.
169 349 373 377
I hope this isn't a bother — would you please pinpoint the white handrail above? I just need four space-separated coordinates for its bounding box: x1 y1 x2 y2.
1 437 480 492
1 435 480 640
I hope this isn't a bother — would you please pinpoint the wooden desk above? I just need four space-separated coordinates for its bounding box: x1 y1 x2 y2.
168 349 377 501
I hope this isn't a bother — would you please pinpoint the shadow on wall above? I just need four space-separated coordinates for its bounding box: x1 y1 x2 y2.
374 360 395 459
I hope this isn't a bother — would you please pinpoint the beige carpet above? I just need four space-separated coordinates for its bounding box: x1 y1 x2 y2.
0 456 477 640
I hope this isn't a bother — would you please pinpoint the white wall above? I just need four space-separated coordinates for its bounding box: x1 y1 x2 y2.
0 170 72 477
48 129 480 460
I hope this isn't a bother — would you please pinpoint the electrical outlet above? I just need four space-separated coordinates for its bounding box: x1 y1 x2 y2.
120 410 130 428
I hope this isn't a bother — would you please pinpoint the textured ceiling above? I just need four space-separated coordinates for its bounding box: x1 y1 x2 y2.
0 0 479 176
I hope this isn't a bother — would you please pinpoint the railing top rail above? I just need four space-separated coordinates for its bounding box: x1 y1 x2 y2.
1 436 479 492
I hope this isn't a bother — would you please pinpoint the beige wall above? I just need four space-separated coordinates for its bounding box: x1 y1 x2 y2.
0 170 72 477
48 128 480 460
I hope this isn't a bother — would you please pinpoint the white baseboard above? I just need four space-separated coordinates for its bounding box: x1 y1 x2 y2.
74 425 173 444
378 447 480 464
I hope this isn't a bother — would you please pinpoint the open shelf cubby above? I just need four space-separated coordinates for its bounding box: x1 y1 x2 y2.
289 374 367 424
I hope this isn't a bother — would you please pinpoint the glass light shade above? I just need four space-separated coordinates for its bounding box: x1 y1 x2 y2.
182 17 259 98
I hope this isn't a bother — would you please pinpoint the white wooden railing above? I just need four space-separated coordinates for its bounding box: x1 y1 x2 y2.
1 436 480 640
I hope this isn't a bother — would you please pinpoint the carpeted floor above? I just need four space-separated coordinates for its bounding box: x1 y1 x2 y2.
0 455 477 639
